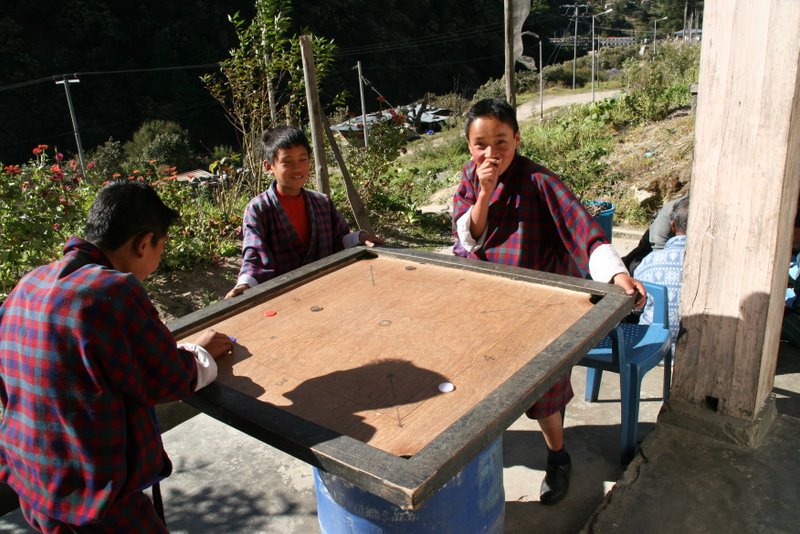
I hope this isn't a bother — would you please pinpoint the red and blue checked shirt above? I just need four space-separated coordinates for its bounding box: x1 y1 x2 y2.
452 154 609 418
0 238 200 526
453 154 607 277
237 181 351 286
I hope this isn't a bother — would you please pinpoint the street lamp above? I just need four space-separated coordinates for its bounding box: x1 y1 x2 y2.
523 32 544 119
591 8 613 103
653 16 668 55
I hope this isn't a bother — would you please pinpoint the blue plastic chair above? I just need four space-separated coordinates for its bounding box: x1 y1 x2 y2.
578 281 672 463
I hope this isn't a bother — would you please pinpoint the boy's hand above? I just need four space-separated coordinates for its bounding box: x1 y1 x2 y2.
612 273 647 309
225 284 248 299
476 156 500 198
194 329 234 359
359 231 384 248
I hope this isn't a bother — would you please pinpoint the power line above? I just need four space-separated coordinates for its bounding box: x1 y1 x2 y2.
0 63 220 93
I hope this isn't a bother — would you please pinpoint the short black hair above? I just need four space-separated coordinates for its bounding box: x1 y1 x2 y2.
84 180 180 250
464 98 519 139
262 126 311 164
670 196 690 233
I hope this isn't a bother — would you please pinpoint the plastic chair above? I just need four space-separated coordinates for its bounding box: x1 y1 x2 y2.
578 281 672 463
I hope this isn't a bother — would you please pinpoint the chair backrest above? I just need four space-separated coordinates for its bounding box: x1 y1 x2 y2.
641 281 669 329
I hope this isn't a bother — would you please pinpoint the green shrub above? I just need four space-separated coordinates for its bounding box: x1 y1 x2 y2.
619 43 700 122
88 137 125 182
124 120 199 172
519 102 615 200
472 77 507 102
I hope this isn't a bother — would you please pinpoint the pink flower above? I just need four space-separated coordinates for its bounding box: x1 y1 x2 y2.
69 159 78 170
86 161 95 170
55 152 64 162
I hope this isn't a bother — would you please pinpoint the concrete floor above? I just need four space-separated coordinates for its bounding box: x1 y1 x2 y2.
3 228 799 533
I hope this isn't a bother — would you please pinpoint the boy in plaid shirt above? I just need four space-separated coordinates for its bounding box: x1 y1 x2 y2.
0 181 233 532
453 98 646 505
226 126 381 298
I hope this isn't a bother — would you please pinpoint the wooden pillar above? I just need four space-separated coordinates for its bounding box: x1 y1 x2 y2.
669 1 800 441
299 34 329 195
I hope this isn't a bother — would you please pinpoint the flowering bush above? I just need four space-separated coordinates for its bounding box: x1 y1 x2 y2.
0 146 94 300
1 148 243 303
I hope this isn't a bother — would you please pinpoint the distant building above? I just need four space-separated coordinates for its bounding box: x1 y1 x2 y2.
674 29 702 41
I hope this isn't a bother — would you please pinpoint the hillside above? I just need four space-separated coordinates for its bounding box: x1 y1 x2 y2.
148 94 697 322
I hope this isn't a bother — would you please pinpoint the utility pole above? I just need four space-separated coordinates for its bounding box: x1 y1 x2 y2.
503 0 515 108
562 4 589 90
356 61 368 148
653 16 668 55
591 8 613 102
504 0 515 108
55 75 85 174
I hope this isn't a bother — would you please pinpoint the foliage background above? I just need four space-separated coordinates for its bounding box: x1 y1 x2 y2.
1 0 701 165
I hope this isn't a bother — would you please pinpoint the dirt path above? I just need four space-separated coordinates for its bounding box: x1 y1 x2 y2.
516 89 622 121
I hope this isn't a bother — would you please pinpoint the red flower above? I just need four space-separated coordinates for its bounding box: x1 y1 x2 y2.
86 161 95 170
376 95 386 103
112 173 121 178
32 148 42 155
53 223 60 231
3 165 21 175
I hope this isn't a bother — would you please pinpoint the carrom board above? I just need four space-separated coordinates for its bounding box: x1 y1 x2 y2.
169 247 633 508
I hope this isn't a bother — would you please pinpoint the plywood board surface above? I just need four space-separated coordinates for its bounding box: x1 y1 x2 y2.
180 256 594 457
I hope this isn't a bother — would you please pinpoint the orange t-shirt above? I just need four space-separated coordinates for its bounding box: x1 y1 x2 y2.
276 189 311 249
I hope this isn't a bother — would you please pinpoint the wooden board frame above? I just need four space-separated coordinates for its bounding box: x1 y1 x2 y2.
168 247 633 509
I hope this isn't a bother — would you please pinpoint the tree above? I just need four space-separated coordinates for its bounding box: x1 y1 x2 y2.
201 0 337 194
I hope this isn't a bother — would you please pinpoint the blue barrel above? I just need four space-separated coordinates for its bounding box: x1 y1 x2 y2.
313 438 505 533
587 201 615 242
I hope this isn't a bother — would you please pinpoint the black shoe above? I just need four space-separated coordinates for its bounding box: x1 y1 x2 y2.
540 461 571 505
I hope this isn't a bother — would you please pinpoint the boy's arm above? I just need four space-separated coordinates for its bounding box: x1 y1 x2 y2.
452 162 488 253
94 278 216 405
178 329 232 390
230 200 278 296
454 207 488 252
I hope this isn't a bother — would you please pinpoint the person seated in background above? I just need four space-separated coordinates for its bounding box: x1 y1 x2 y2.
622 194 688 274
226 126 382 298
781 195 800 347
633 196 689 352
